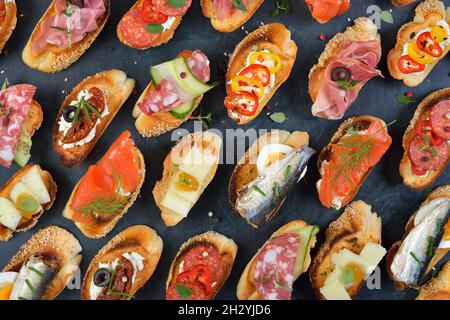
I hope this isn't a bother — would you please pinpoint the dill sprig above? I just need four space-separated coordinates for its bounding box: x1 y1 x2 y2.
74 195 126 220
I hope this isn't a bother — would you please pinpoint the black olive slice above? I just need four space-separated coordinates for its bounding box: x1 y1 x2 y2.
93 268 111 287
332 67 351 82
63 105 77 123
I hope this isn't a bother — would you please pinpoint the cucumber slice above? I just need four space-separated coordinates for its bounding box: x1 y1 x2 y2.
13 133 32 167
295 225 320 274
150 60 175 85
169 100 195 119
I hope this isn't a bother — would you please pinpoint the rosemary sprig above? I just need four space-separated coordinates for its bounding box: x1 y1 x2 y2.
190 112 212 129
71 95 102 127
107 266 135 299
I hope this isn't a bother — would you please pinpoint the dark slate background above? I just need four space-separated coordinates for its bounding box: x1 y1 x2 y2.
0 0 449 300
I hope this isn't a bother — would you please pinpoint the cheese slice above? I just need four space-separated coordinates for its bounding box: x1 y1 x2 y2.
161 190 192 218
320 279 352 300
20 165 50 204
359 242 387 273
170 187 200 204
179 147 216 184
332 248 372 274
0 197 21 230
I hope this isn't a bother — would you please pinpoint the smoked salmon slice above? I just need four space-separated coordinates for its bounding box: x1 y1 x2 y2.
305 0 350 23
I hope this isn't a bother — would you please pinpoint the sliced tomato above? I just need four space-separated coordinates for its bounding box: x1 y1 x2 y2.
238 64 271 86
140 0 168 23
398 55 425 74
415 120 444 146
224 91 259 117
417 32 443 58
176 265 212 294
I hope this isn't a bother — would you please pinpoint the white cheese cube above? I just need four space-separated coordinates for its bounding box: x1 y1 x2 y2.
20 165 50 204
359 242 387 273
332 248 372 274
179 147 216 183
320 279 352 300
161 191 192 218
0 197 22 230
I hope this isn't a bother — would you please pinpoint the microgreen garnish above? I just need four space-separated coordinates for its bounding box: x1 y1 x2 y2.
232 0 247 11
284 165 292 183
427 236 434 258
71 94 102 126
28 266 44 277
273 182 280 198
176 284 192 299
336 79 359 92
269 112 287 123
25 279 37 295
410 252 424 267
252 185 266 196
396 94 416 105
49 26 72 47
271 0 291 17
420 134 438 157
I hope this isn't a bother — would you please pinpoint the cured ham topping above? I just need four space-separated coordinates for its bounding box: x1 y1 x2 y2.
32 0 107 53
0 84 36 168
312 39 382 120
253 233 300 300
212 0 249 21
305 0 350 23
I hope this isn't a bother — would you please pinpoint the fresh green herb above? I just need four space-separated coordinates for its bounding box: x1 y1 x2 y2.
273 182 280 198
342 267 355 285
396 94 416 105
168 0 186 8
25 279 37 295
275 280 292 291
410 252 424 267
436 218 443 232
179 178 191 186
345 126 361 135
284 165 292 183
271 0 291 18
232 0 247 11
252 185 266 196
427 236 434 258
28 266 44 277
49 26 72 47
190 112 213 129
74 195 126 220
420 134 438 157
1 78 10 91
63 0 73 17
176 284 193 299
269 112 287 123
18 296 28 300
380 10 394 24
336 79 359 92
70 95 102 127
146 24 164 34
106 267 134 299
255 276 272 283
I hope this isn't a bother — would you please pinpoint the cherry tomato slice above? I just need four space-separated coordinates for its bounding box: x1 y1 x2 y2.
417 32 443 58
415 120 444 146
140 0 168 24
224 91 259 117
175 265 213 294
398 55 425 74
238 64 271 87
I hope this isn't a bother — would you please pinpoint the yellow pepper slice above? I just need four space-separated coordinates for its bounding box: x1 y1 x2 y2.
249 51 282 74
407 42 434 65
430 25 449 43
231 76 265 99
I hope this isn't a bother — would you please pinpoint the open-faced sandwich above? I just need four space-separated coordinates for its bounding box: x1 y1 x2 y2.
229 130 315 228
201 0 263 32
53 69 135 167
387 0 450 87
153 131 221 226
133 50 216 138
392 0 417 7
416 260 450 300
0 164 57 242
0 0 16 52
117 0 191 50
309 17 382 120
304 0 350 23
0 225 82 300
399 88 449 190
0 83 43 168
224 23 297 125
166 231 237 300
386 184 449 291
309 201 386 300
81 225 163 300
237 220 318 300
22 0 110 73
316 115 392 210
63 131 145 239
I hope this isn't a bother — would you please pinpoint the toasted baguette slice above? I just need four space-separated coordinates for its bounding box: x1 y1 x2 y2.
2 225 82 300
309 201 382 300
387 0 450 87
117 0 182 50
386 184 450 291
237 220 318 300
153 131 222 227
392 0 418 7
166 231 237 299
308 17 380 103
22 0 110 73
0 0 16 52
81 225 163 300
317 115 391 210
53 69 135 167
416 261 450 300
132 50 200 138
200 0 264 32
228 130 310 228
226 23 297 125
399 88 450 190
0 164 57 242
62 137 145 239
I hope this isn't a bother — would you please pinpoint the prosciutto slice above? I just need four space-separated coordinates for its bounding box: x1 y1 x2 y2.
213 0 249 21
32 0 106 53
0 85 36 168
312 39 382 120
139 50 211 115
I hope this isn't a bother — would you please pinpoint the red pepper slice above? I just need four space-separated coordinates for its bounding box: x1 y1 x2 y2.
398 55 425 74
238 64 271 87
140 0 168 23
411 162 428 176
175 265 212 294
417 32 443 58
224 91 259 117
415 120 444 146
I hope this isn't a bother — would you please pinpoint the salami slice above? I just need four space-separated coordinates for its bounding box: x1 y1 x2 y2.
153 0 192 16
408 135 448 170
166 280 208 300
181 245 224 282
253 233 300 300
186 50 211 83
118 7 161 49
0 84 36 168
430 100 450 140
